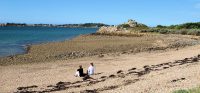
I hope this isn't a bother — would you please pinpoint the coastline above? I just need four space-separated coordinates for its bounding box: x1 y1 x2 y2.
0 27 98 58
1 33 200 93
1 43 200 93
0 33 200 66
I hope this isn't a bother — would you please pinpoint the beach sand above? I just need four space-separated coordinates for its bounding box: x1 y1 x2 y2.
1 34 200 93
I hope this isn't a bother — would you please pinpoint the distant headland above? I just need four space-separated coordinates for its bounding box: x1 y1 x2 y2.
0 23 109 28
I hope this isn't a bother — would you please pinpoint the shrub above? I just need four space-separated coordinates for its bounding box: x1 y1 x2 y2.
180 29 188 35
118 24 131 28
173 89 189 93
156 25 167 28
173 87 200 93
184 29 200 36
158 29 169 34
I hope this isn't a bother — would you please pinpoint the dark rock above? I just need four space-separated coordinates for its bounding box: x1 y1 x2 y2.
109 74 116 78
144 68 151 72
171 78 186 83
17 85 38 90
163 67 169 69
117 70 123 74
128 68 137 71
100 76 107 79
163 62 171 65
184 58 189 61
181 78 186 80
143 65 150 68
56 81 65 86
171 79 177 82
192 57 198 62
198 54 200 58
81 89 97 93
47 85 54 87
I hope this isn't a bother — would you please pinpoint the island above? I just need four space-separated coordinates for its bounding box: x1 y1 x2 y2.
0 23 109 28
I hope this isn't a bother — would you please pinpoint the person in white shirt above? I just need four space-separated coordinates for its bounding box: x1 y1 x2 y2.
87 63 94 75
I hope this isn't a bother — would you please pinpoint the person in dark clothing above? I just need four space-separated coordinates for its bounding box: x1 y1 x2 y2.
75 65 85 77
77 65 84 77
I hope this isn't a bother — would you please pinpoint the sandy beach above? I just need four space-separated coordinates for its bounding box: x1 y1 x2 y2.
0 33 200 93
1 0 200 92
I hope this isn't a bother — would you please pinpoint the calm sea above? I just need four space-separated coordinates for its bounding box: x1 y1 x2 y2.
0 26 98 57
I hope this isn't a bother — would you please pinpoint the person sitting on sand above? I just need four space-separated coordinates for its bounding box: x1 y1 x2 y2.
75 65 84 77
87 63 94 75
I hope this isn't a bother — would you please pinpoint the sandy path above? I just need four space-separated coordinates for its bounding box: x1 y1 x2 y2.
1 45 200 93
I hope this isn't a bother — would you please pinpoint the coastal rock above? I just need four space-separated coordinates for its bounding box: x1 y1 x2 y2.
97 19 147 35
125 19 138 28
97 26 119 34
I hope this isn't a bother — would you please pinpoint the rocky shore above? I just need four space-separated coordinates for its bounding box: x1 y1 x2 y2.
1 19 200 66
0 33 200 66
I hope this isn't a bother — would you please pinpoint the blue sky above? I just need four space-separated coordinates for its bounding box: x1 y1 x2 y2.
0 0 200 26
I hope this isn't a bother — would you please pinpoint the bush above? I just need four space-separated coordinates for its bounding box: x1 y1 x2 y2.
187 29 200 36
157 25 167 28
158 29 169 34
118 24 131 28
173 87 200 93
173 89 189 93
180 29 188 35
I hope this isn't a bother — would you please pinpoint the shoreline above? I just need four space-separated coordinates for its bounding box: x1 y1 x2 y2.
0 27 98 58
1 33 200 93
1 44 200 93
0 33 200 66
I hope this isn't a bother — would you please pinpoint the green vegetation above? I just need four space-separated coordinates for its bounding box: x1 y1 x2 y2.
118 24 131 28
140 28 200 36
156 22 200 29
173 87 200 93
136 22 200 36
169 22 200 29
116 20 200 36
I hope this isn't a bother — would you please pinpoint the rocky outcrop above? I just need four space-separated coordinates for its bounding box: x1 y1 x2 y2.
124 19 138 27
97 26 129 34
97 19 147 34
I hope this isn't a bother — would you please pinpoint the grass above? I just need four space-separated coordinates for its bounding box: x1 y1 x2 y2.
173 87 200 93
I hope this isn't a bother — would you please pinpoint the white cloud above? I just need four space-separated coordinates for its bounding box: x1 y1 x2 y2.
194 3 200 9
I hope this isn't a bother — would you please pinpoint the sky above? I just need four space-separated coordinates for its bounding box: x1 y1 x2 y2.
0 0 200 26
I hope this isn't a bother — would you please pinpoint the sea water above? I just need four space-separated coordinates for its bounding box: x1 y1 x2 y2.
0 26 98 57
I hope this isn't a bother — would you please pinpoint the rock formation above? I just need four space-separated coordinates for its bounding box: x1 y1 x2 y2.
97 19 147 34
